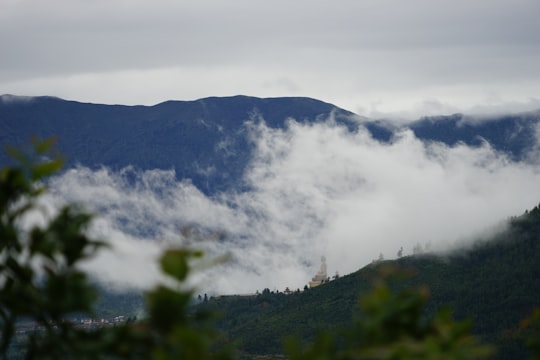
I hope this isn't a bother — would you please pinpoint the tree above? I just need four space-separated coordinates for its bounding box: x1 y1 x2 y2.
0 138 106 358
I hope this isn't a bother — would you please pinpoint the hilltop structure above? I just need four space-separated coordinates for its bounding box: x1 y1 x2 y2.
309 256 328 288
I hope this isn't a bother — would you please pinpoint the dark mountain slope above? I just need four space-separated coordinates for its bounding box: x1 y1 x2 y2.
200 205 540 359
0 95 354 193
409 112 540 160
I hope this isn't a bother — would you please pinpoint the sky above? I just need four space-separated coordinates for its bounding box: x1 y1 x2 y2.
1 0 540 120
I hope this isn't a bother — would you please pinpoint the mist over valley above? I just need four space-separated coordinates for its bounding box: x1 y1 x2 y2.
2 95 540 295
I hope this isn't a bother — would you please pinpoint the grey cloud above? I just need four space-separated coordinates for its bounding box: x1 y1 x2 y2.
1 0 538 77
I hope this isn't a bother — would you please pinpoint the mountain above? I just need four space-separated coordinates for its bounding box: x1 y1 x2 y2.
408 112 540 161
2 94 539 195
198 204 540 359
0 95 356 194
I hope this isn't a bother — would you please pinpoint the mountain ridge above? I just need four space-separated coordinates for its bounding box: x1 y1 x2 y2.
1 94 540 194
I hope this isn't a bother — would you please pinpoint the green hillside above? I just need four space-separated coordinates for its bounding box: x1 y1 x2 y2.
198 205 540 359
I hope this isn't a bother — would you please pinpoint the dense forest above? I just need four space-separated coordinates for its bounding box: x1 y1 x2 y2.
197 205 540 359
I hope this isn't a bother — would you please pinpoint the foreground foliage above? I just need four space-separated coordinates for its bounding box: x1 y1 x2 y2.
0 140 231 359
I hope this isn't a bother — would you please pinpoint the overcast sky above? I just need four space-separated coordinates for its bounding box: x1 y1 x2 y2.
1 0 539 119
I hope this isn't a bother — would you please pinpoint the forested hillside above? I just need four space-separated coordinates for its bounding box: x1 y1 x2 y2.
198 205 540 359
0 95 354 194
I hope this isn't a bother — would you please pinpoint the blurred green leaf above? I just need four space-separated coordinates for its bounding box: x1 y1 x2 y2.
31 136 57 154
31 158 63 180
160 248 203 282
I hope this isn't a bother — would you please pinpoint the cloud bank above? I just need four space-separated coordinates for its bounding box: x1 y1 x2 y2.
41 120 540 294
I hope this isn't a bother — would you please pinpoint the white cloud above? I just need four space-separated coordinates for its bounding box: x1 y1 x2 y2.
40 119 540 295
